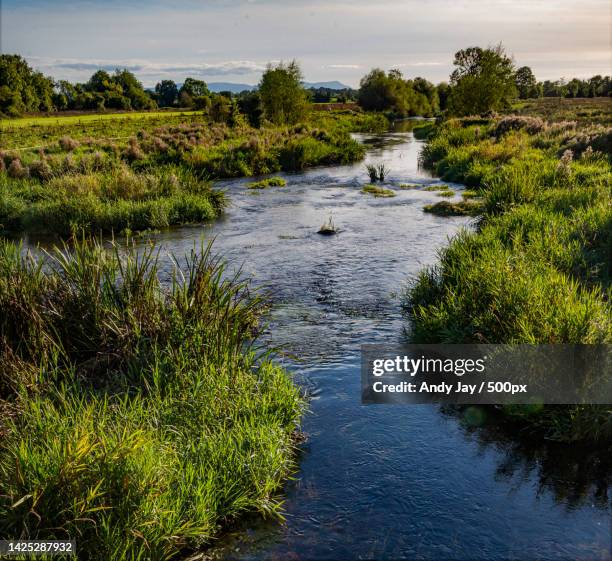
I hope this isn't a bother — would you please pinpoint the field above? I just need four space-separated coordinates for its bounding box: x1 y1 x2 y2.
407 99 612 442
511 96 611 126
0 109 205 131
0 109 386 237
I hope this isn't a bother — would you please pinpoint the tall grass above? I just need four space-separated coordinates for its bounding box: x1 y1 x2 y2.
0 110 376 236
406 113 612 442
0 238 303 560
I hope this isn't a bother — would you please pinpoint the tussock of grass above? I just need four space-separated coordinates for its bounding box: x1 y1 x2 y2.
247 176 287 189
424 200 482 216
436 189 455 197
361 184 396 197
0 238 303 560
399 183 420 189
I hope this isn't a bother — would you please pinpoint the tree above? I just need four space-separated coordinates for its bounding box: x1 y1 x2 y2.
357 69 436 116
447 45 517 116
86 70 113 93
515 66 540 99
0 54 56 115
237 90 263 127
437 82 450 111
209 94 232 123
180 77 210 98
112 69 156 110
155 80 178 107
258 60 308 125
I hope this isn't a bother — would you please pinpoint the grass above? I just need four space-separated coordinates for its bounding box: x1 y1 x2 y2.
0 237 303 560
247 176 287 189
423 200 483 216
361 184 396 197
436 189 455 197
407 101 612 442
0 110 381 236
0 110 204 131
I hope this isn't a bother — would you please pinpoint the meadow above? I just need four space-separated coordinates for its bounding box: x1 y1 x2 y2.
0 109 386 237
406 99 612 442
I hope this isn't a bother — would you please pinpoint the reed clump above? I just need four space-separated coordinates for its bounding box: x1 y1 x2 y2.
0 237 303 560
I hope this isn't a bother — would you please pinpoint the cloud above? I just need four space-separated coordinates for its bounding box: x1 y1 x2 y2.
28 57 267 79
326 64 362 69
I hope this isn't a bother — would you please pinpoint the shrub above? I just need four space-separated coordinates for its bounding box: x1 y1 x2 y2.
494 115 546 137
58 136 80 151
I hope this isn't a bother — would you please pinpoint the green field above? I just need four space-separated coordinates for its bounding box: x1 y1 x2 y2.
0 110 204 130
0 110 386 236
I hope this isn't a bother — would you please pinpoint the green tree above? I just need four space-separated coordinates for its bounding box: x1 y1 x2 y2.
258 60 308 125
155 80 179 107
0 54 56 115
112 69 156 110
515 66 540 99
180 77 210 98
447 45 517 116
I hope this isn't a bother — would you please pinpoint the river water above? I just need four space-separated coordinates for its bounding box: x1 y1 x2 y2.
147 127 610 561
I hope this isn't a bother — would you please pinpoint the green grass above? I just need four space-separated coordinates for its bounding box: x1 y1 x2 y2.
423 200 482 216
247 176 287 189
0 237 303 560
407 107 612 442
0 110 378 236
0 110 204 131
361 184 396 197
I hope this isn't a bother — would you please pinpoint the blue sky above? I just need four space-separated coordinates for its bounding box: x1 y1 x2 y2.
2 0 610 87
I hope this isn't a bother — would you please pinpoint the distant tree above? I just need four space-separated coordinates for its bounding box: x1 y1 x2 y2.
155 80 179 107
515 66 540 99
436 82 450 111
112 69 156 110
566 78 582 98
209 94 232 123
180 77 210 98
86 70 113 93
357 68 395 111
0 54 55 115
237 90 263 127
447 45 517 115
357 68 436 116
258 60 308 125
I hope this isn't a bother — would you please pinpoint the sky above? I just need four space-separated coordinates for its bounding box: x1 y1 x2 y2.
1 0 610 88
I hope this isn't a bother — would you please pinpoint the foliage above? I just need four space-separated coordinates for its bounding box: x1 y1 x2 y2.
0 55 55 115
0 238 303 560
361 184 395 197
259 61 308 125
447 45 517 116
247 177 286 189
407 104 612 442
357 68 437 117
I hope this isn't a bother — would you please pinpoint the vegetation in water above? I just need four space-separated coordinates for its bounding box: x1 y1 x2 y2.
423 200 483 216
362 184 396 197
406 101 612 442
247 176 287 189
0 237 303 560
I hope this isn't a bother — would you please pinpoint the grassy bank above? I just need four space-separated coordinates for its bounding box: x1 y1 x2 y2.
0 110 386 237
406 107 611 442
0 238 303 560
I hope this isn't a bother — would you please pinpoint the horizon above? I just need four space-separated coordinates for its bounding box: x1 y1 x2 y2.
1 0 610 89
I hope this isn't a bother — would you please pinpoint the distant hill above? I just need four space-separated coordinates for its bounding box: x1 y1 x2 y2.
206 80 353 94
304 81 352 90
207 82 255 93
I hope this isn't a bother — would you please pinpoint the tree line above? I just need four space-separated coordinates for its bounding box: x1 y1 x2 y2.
1 49 610 121
357 46 611 117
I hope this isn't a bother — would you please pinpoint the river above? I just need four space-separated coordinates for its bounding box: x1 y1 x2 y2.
144 126 610 561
